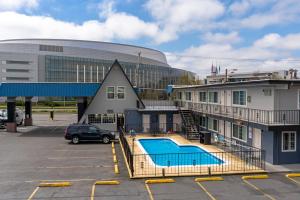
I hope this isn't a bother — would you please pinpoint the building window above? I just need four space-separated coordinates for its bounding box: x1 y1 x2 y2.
199 92 207 102
298 90 300 109
117 86 125 99
107 87 115 99
208 118 218 131
6 77 30 81
102 114 115 123
5 60 30 64
233 91 246 106
6 69 29 73
177 92 182 100
282 131 296 152
208 91 218 103
199 116 206 127
88 114 102 123
232 124 247 142
185 92 192 101
40 45 63 52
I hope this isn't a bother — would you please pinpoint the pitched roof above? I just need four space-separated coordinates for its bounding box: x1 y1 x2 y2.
86 59 145 109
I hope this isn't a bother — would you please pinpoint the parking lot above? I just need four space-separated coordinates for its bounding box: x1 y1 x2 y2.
0 113 299 199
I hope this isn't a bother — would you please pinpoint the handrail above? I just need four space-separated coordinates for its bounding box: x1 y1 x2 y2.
175 100 300 125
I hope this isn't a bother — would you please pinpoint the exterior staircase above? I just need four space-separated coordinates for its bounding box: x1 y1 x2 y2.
179 109 200 140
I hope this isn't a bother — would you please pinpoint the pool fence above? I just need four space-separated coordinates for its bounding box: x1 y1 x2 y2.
119 129 265 178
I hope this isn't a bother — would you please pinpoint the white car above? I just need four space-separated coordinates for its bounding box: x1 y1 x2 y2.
0 109 24 126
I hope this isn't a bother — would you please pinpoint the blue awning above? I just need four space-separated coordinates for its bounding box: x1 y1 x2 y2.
0 83 101 97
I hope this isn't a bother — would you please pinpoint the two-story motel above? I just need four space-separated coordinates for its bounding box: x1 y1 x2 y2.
172 80 300 165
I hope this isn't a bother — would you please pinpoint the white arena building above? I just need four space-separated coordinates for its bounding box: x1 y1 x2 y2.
0 39 195 90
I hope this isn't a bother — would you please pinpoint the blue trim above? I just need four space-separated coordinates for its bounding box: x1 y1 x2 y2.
0 83 101 97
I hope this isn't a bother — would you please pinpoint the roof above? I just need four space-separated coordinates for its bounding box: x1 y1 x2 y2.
0 38 168 65
88 60 145 109
171 79 300 90
0 83 101 97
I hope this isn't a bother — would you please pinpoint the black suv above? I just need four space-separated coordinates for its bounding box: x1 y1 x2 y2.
64 124 115 144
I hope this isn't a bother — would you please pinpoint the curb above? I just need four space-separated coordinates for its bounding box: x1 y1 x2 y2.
113 155 117 163
145 179 175 184
286 173 300 178
114 164 119 174
242 175 269 180
39 182 72 187
195 177 224 182
95 180 120 185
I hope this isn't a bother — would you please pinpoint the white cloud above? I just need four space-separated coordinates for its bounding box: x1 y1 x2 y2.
254 33 300 50
238 0 300 29
98 0 116 18
0 11 159 41
166 33 300 77
229 0 250 16
229 0 276 16
0 0 39 11
203 32 241 44
145 0 225 43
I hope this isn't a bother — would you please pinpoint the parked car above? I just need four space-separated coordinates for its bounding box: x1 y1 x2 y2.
0 108 24 126
64 124 115 144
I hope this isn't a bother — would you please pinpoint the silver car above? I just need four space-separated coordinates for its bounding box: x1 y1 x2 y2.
0 109 24 126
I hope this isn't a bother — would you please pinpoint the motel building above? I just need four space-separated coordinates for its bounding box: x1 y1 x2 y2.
170 80 300 165
1 60 299 177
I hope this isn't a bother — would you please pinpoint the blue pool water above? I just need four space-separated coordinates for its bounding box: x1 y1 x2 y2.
138 138 224 167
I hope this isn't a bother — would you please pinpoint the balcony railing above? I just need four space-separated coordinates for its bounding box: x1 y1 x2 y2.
176 101 300 125
142 100 177 110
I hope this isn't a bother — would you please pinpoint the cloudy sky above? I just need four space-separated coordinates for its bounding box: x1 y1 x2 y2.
0 0 300 77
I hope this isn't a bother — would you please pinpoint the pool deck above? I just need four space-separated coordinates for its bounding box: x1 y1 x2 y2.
125 134 265 178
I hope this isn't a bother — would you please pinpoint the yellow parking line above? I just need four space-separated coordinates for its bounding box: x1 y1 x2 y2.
27 187 39 200
145 183 154 200
39 182 72 187
90 184 96 200
286 176 300 185
242 179 276 200
196 182 217 200
91 180 120 200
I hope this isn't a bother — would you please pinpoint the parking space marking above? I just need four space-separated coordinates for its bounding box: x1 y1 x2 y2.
27 187 39 200
242 179 276 200
196 182 217 200
145 183 154 200
91 184 96 200
285 174 300 186
27 182 72 200
91 180 120 200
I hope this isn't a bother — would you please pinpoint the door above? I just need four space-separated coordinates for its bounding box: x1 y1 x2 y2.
80 126 100 140
150 114 159 133
252 128 262 149
142 114 150 133
117 114 125 130
173 114 182 132
159 114 167 132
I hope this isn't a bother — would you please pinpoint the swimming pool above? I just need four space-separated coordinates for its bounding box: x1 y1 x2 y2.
138 138 224 167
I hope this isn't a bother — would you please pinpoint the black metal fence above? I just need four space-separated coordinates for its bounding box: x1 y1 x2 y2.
132 150 265 177
119 129 134 176
119 129 265 178
176 101 300 125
